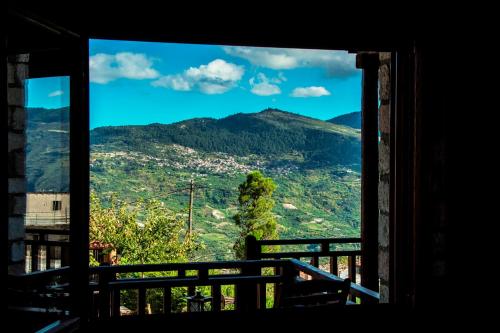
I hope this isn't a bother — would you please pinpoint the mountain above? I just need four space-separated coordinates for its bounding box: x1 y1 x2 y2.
26 107 362 260
27 107 70 124
89 109 361 259
26 107 70 192
91 108 361 168
327 111 361 129
26 107 362 192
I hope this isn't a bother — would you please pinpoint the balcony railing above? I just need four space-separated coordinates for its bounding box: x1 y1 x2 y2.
24 227 70 273
8 267 71 314
88 256 378 319
13 235 378 323
248 236 361 282
89 259 294 319
289 259 379 304
245 236 374 304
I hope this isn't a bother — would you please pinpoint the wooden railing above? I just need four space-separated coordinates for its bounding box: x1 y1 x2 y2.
34 318 80 333
11 236 376 320
8 258 377 323
88 257 378 319
246 236 377 303
248 236 361 283
8 267 71 314
25 227 70 273
88 259 295 319
289 259 379 304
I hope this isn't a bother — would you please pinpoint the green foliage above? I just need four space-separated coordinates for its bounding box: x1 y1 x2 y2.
90 191 198 265
90 192 200 313
233 171 278 259
89 150 361 260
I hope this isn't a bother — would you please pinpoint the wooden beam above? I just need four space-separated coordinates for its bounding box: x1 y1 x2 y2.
357 52 379 292
69 35 90 323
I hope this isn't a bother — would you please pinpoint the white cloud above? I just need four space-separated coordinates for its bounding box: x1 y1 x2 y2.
151 74 191 91
251 82 281 96
89 52 160 84
224 46 358 77
291 86 331 98
198 82 234 95
48 90 64 97
152 59 244 95
185 59 244 82
225 47 297 69
249 73 281 96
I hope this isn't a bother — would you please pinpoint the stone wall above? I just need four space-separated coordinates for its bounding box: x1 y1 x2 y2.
7 54 29 275
378 52 391 302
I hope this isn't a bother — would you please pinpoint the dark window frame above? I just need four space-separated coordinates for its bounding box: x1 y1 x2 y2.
52 200 62 211
5 10 421 321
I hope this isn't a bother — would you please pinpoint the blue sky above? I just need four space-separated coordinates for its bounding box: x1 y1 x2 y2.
26 76 69 109
26 40 362 129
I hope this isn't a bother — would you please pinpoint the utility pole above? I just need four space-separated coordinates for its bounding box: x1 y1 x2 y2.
187 179 194 237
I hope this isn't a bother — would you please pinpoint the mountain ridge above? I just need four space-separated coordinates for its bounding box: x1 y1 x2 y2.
26 106 361 259
90 108 361 167
26 107 361 192
327 111 361 129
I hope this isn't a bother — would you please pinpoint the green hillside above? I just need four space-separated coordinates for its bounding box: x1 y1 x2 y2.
90 108 361 260
91 108 361 168
26 107 70 192
27 107 361 261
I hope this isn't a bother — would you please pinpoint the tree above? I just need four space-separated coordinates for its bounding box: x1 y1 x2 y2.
90 191 198 266
233 171 278 259
89 191 200 313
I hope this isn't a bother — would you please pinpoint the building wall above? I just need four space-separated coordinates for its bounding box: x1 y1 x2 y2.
378 52 391 303
25 193 70 226
7 54 29 275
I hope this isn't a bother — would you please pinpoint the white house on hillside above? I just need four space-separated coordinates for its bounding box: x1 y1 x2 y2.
25 193 70 226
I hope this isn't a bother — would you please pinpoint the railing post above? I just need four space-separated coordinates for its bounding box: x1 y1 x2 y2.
31 243 39 272
320 241 329 255
273 266 282 307
311 256 319 268
275 260 298 308
61 244 70 267
283 260 299 284
46 245 52 270
163 287 172 315
112 288 121 317
236 235 259 312
211 285 222 312
98 268 112 319
245 235 258 260
348 255 357 284
330 255 338 275
138 288 146 316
